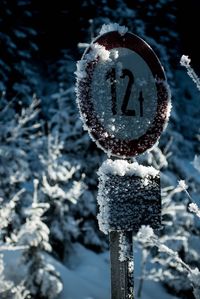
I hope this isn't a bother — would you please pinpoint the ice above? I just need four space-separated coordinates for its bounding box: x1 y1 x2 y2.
99 23 128 36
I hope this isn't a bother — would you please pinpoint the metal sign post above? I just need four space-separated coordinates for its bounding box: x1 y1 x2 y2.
76 24 170 299
110 231 133 299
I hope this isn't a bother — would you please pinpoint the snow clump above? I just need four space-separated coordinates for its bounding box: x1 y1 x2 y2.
99 159 159 178
180 55 191 67
178 179 188 190
75 43 110 80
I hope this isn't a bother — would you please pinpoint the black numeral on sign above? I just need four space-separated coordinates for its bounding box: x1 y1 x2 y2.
106 68 117 115
120 69 135 116
106 68 144 117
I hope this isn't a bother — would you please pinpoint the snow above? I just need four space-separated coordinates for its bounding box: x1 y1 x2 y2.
137 225 154 240
98 159 159 178
99 23 128 36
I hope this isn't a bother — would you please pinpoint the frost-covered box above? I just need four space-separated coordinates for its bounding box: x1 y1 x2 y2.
97 160 161 233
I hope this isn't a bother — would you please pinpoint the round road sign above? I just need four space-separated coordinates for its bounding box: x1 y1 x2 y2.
76 30 170 157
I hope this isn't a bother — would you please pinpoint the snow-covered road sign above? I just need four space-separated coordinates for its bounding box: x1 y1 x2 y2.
76 29 170 157
76 24 168 299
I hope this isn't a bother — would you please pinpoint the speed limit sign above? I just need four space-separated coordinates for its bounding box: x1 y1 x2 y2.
76 30 170 157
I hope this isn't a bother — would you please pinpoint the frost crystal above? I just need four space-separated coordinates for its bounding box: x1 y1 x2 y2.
89 43 111 62
178 180 188 190
99 23 128 36
189 203 200 218
180 55 191 67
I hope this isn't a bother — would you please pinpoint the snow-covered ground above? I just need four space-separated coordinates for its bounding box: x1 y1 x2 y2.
3 243 179 299
56 243 179 299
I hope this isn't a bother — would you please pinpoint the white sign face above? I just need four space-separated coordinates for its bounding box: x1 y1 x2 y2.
92 47 157 140
76 31 170 157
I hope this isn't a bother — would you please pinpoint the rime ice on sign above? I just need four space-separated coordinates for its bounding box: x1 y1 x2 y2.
97 159 161 234
75 24 171 158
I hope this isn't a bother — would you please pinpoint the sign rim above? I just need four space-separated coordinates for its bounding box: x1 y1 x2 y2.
76 31 170 157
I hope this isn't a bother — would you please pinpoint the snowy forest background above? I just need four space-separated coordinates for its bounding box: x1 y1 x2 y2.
0 0 200 298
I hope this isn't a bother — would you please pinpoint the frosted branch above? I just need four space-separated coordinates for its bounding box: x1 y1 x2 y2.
180 55 200 91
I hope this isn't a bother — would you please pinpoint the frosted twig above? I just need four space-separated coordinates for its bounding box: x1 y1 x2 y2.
137 226 200 299
177 180 192 201
0 245 29 251
180 55 200 91
177 180 200 218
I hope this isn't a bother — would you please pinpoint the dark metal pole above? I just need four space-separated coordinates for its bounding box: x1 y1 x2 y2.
109 231 134 299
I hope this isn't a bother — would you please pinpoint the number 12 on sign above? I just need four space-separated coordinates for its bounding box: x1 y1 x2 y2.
106 68 144 117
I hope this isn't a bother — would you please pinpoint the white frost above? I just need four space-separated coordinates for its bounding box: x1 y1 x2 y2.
180 55 191 67
75 60 88 79
137 225 155 241
99 23 128 36
119 232 132 262
75 43 110 80
98 159 159 178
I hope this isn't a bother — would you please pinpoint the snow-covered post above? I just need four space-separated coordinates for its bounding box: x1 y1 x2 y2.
75 23 171 299
97 160 161 298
